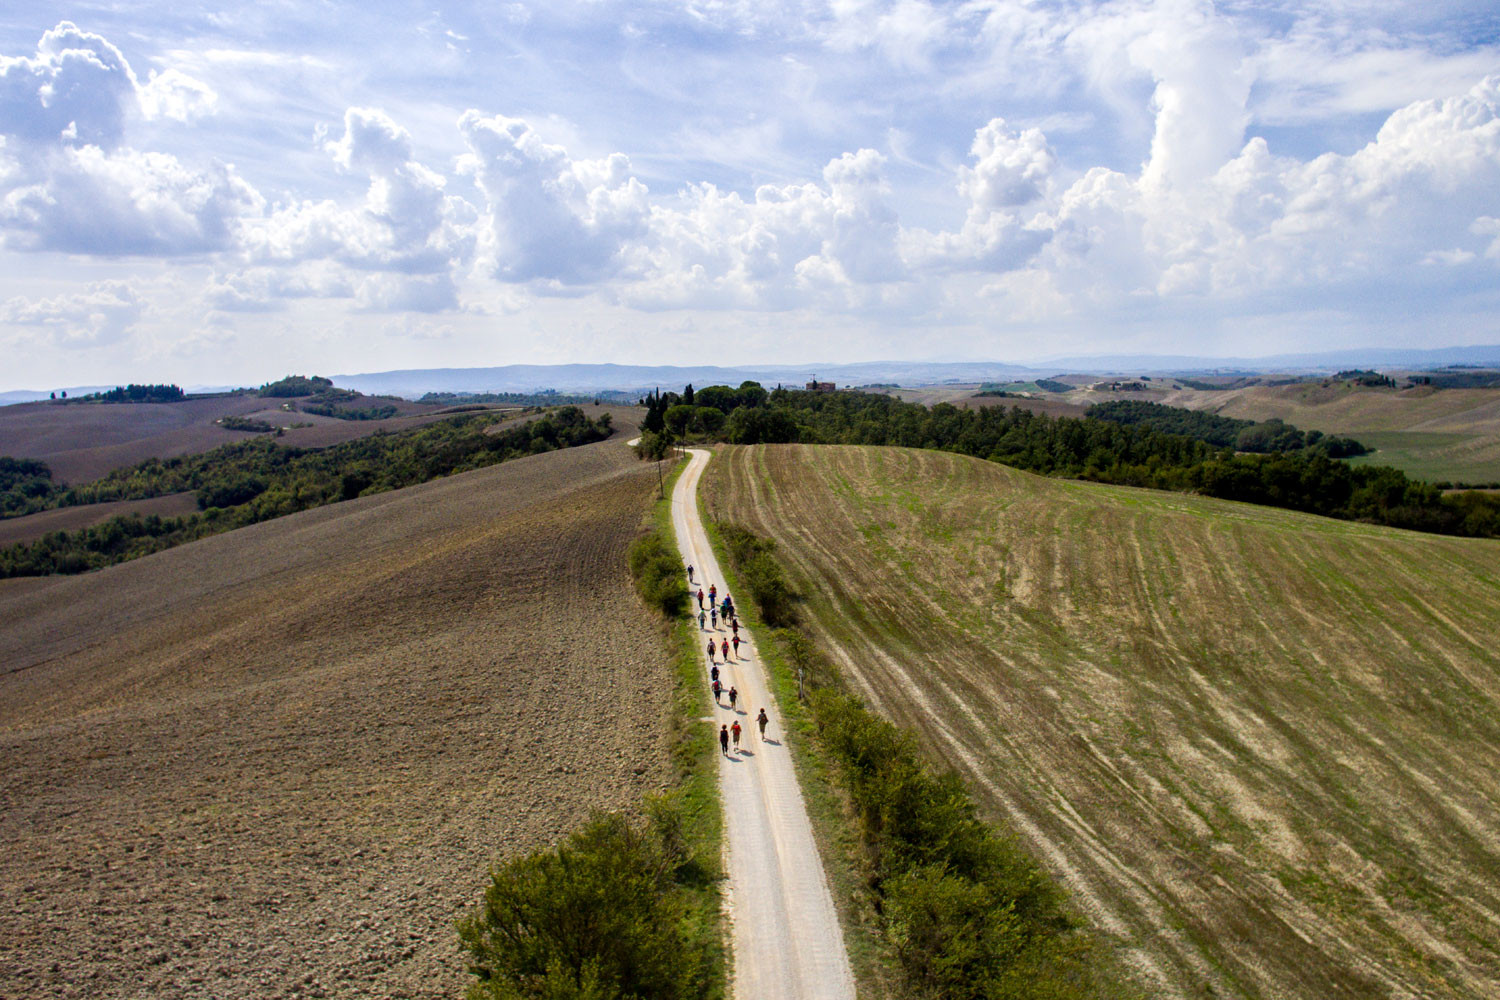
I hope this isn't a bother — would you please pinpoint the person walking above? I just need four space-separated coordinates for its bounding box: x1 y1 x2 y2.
712 678 722 703
719 724 730 756
708 584 717 605
687 563 694 583
710 664 720 683
698 609 706 630
756 708 769 740
697 588 704 609
721 638 731 661
707 637 716 663
728 685 738 710
731 618 739 637
710 607 718 629
732 634 741 658
731 719 742 751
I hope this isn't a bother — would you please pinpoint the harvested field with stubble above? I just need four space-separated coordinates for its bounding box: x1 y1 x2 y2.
706 443 1500 1000
0 435 676 1000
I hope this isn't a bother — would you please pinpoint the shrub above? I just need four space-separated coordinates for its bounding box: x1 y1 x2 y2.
457 803 718 1000
716 524 798 626
628 531 688 616
808 686 1120 999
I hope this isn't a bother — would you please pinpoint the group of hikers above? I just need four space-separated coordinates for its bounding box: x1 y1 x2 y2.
686 562 769 756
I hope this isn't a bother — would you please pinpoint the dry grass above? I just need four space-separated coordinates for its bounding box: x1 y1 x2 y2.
705 443 1500 1000
0 436 674 999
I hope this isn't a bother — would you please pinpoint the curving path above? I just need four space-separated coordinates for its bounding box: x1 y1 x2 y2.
670 448 855 1000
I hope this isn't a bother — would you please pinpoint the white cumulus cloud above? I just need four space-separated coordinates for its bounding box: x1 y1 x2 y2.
0 22 250 255
1 280 142 348
458 110 649 285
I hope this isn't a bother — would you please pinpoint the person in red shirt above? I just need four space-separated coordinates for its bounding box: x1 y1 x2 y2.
730 719 742 751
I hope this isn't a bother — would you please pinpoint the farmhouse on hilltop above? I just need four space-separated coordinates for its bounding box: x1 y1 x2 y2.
806 378 837 392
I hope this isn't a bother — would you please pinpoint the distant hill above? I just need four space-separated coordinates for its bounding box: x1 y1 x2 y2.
0 387 113 405
1038 344 1500 372
331 349 1500 398
329 362 1042 398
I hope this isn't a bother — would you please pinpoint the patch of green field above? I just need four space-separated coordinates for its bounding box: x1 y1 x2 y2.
1344 430 1500 484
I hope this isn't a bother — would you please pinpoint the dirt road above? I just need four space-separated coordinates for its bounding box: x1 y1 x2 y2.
670 448 854 1000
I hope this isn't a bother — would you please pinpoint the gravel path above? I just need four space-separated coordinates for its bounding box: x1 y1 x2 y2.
670 448 854 1000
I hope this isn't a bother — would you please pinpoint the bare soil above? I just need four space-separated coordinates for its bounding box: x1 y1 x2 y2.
707 444 1500 1000
0 434 674 999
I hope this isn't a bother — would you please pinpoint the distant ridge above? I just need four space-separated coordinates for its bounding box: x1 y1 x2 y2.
1037 344 1500 371
8 346 1499 403
331 348 1500 398
329 362 1041 398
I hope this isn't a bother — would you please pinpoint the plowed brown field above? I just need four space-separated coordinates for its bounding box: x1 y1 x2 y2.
0 436 675 999
0 398 631 485
706 444 1500 1000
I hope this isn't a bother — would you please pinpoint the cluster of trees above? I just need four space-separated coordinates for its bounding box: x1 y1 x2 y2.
1088 400 1369 456
419 390 607 406
0 407 613 577
72 384 185 404
0 457 60 516
638 382 796 451
299 402 399 421
1333 370 1396 387
258 375 334 397
692 388 1500 538
219 415 276 433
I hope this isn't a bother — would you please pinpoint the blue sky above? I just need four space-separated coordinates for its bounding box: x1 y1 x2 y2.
2 1 1498 389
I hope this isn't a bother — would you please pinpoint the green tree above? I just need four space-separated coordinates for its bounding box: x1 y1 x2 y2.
457 806 718 1000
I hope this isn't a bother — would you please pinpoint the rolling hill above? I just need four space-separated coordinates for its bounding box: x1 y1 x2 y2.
0 436 675 999
705 443 1500 1000
0 392 508 486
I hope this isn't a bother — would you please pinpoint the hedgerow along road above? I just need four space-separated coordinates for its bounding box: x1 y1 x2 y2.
670 446 855 1000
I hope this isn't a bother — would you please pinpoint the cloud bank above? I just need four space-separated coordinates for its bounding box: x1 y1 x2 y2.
0 4 1497 382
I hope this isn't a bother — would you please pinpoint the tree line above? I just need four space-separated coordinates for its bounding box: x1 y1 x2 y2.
1087 399 1369 456
638 386 1500 539
0 407 613 577
66 383 186 404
